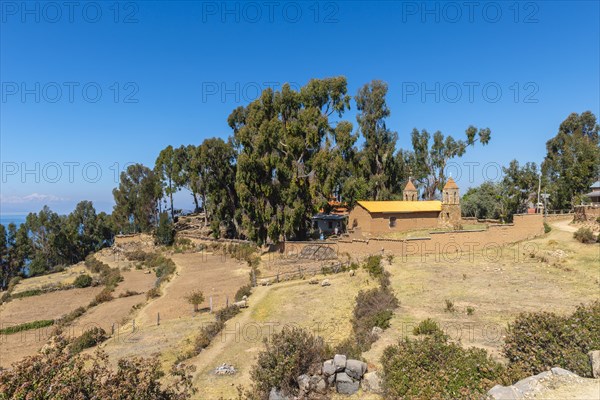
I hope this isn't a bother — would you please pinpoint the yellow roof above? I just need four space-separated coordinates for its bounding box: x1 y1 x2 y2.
357 200 442 213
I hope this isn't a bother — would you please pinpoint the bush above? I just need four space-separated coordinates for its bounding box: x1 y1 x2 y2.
466 306 475 316
118 289 141 298
146 287 161 300
351 286 399 351
90 289 113 307
248 327 330 399
193 320 225 353
155 212 175 246
574 227 596 243
234 284 252 301
184 290 205 312
70 327 107 354
11 289 44 299
544 222 552 233
124 250 148 262
57 307 87 326
363 255 384 278
0 335 196 399
503 301 600 377
74 274 93 288
445 299 456 313
215 305 241 322
381 333 503 399
0 319 55 335
413 318 441 336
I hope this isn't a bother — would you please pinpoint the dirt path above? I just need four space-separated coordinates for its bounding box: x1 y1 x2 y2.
552 219 578 233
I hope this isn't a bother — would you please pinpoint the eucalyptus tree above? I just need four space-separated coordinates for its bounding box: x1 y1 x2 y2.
155 145 183 219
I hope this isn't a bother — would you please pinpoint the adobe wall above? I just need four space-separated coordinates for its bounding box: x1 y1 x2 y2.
348 205 440 236
285 214 544 259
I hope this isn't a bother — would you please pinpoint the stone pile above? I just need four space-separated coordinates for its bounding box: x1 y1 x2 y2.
268 354 382 399
214 363 236 375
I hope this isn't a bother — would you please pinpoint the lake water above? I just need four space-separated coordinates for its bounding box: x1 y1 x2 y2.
0 214 27 229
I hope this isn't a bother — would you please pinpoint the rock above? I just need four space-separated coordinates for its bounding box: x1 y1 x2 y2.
327 374 336 386
349 269 355 277
311 375 328 394
335 372 359 395
589 350 600 378
297 374 310 394
550 367 578 377
321 279 331 287
322 359 336 376
214 363 236 375
345 359 368 380
268 388 291 400
487 384 519 400
333 354 347 371
361 371 382 393
371 326 384 337
512 373 545 395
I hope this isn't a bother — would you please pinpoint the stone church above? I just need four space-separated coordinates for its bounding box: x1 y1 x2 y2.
348 177 462 236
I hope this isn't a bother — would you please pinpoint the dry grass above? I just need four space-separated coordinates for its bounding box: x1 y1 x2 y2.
10 263 95 295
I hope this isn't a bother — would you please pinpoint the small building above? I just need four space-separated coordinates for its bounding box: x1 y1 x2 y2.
585 180 600 204
348 178 462 236
312 213 346 236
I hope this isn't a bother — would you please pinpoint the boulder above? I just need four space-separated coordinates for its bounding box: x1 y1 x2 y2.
321 279 331 287
268 388 291 400
345 359 368 380
322 359 336 376
297 374 310 394
589 350 600 378
550 367 577 377
311 375 328 394
487 384 519 400
333 354 347 371
335 372 359 395
371 326 384 337
361 371 382 393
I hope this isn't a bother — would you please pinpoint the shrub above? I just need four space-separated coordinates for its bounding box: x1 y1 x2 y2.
248 327 330 399
74 274 93 288
413 318 441 336
70 327 107 354
503 301 600 377
216 305 241 322
381 333 503 399
155 212 175 246
574 227 596 243
118 289 141 298
0 319 55 335
466 306 475 316
11 289 44 299
445 299 456 313
351 286 399 351
124 250 148 262
363 255 384 278
146 287 161 299
90 289 113 307
0 335 196 399
194 320 225 353
234 284 252 301
184 290 205 312
544 222 552 233
57 307 87 326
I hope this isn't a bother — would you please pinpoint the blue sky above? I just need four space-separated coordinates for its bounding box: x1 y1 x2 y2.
1 1 599 215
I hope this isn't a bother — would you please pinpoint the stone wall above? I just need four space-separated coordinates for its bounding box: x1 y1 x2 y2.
285 214 544 258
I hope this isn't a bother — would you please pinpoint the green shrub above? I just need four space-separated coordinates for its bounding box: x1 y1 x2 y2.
381 333 503 399
503 301 600 377
57 307 87 326
184 290 205 312
11 289 44 299
544 222 552 233
194 320 225 353
466 306 475 316
363 255 384 278
215 305 241 322
155 212 175 246
248 327 330 399
351 286 399 351
69 327 107 354
90 289 113 307
574 227 596 243
74 274 93 288
413 318 441 336
124 250 148 262
234 284 252 301
0 319 55 335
